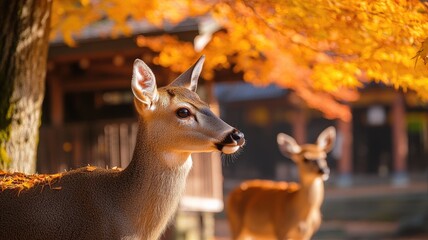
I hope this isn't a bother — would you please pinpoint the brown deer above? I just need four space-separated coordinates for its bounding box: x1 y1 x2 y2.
0 56 245 240
227 127 335 240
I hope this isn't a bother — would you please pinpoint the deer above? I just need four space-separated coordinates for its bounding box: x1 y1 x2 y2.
0 55 245 240
227 127 335 240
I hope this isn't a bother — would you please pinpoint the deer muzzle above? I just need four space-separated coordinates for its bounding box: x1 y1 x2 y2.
319 167 330 181
217 129 245 154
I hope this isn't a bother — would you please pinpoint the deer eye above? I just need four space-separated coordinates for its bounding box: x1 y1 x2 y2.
176 108 191 118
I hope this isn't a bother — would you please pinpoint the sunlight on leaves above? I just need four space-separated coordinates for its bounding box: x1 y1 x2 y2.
51 0 428 121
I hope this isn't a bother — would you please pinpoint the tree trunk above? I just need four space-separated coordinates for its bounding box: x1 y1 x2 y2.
0 0 52 173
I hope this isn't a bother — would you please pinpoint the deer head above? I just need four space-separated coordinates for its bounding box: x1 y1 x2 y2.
277 127 335 181
131 56 245 165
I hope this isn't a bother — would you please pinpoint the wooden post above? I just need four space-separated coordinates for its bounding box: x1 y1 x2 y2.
48 75 64 127
391 92 409 186
293 107 306 145
47 74 65 173
337 119 353 187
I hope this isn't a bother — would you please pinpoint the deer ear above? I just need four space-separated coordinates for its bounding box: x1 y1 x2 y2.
277 133 301 160
169 55 205 92
132 59 159 108
317 127 336 152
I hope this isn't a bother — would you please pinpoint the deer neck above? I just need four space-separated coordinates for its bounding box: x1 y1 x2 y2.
119 120 193 239
298 172 325 209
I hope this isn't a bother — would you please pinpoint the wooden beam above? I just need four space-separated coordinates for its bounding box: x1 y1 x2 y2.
48 30 199 63
62 77 130 92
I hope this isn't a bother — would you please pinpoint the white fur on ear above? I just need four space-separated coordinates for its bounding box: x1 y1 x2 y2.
132 59 159 108
316 127 336 152
277 133 301 159
169 55 205 92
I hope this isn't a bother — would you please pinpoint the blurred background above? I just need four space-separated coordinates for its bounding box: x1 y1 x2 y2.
2 1 428 239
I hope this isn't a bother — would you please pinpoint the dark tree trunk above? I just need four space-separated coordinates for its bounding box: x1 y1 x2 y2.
0 0 52 173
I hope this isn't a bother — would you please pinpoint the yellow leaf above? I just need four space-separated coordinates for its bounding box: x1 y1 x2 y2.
86 166 97 172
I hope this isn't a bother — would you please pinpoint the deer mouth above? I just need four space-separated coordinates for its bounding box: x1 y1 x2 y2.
216 129 245 154
320 167 330 181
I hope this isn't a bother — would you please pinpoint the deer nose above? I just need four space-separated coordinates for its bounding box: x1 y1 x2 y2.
217 129 245 154
220 129 245 146
230 129 245 146
319 167 330 175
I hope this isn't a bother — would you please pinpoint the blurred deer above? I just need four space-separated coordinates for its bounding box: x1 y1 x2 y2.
0 56 245 240
227 127 335 240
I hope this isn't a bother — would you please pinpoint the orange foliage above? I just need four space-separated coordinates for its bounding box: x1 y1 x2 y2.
0 170 62 194
51 0 428 121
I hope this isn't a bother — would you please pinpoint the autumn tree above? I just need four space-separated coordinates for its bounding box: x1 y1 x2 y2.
51 0 428 120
